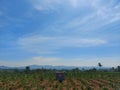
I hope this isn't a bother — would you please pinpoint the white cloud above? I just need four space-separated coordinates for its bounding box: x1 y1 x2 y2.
29 0 120 35
31 56 119 67
18 35 107 54
31 56 61 64
65 57 120 67
30 0 96 11
0 56 60 67
32 0 120 35
63 6 120 32
0 57 119 67
69 0 92 8
69 0 78 8
30 0 119 11
30 0 62 11
17 0 120 55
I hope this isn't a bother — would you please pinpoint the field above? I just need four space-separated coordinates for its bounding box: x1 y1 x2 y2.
0 70 120 90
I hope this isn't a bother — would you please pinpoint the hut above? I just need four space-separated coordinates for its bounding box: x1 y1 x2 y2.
56 71 65 82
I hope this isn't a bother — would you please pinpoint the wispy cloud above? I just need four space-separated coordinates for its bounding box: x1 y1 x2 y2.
61 5 120 33
0 56 61 67
65 57 120 67
30 0 62 11
0 56 119 67
30 0 96 11
30 0 120 35
18 35 107 54
31 56 60 64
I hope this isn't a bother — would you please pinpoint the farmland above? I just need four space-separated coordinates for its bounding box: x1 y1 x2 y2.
0 69 120 90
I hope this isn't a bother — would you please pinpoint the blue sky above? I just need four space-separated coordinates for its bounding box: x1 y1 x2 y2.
0 0 120 67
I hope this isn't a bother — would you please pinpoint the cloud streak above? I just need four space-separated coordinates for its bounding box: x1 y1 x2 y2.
18 36 107 54
30 0 120 36
30 0 62 11
0 56 119 67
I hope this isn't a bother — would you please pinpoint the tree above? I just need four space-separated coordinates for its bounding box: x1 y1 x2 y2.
25 66 30 73
72 67 80 72
98 62 102 67
26 66 30 71
117 66 120 72
111 67 115 72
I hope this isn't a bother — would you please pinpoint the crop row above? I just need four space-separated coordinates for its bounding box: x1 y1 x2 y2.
0 71 120 90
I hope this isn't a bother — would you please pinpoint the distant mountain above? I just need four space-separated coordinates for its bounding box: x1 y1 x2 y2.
0 65 111 70
0 66 11 69
0 66 25 70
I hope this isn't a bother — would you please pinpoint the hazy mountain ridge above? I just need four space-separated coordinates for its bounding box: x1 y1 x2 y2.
0 65 111 70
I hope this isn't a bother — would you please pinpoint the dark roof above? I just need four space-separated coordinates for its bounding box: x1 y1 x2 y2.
56 71 65 74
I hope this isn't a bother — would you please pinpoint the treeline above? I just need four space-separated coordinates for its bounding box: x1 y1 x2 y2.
13 65 120 73
0 66 120 73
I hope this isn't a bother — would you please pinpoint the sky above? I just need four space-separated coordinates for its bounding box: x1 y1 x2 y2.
0 0 120 67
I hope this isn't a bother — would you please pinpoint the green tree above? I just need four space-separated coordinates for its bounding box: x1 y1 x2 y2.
117 66 120 72
98 62 102 67
72 67 80 72
25 66 30 73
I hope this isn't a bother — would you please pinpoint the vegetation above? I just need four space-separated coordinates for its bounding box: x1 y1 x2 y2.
0 67 120 90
